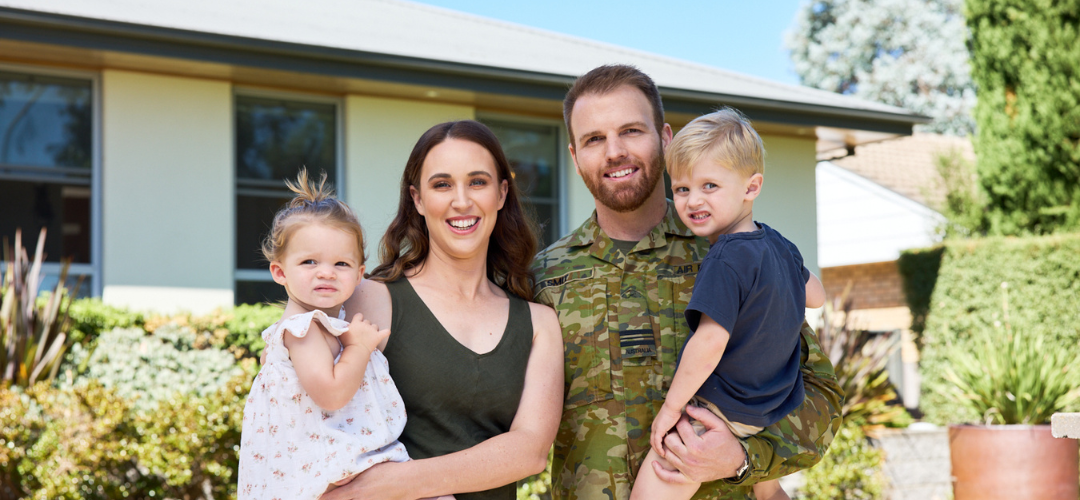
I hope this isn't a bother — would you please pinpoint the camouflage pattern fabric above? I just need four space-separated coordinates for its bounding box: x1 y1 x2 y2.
532 202 844 500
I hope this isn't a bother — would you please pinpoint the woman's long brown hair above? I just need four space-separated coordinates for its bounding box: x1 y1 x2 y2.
367 120 538 300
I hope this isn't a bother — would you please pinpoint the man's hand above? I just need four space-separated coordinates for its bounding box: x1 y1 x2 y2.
650 403 684 457
340 313 389 355
656 404 746 484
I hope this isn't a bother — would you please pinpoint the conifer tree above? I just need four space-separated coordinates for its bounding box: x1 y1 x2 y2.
965 0 1080 234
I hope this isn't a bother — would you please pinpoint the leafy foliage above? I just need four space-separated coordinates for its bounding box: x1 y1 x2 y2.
65 299 143 346
898 232 1080 424
817 285 906 427
800 421 888 500
943 283 1080 424
931 149 989 238
966 0 1080 235
1 228 76 389
0 370 252 500
786 0 975 135
64 325 243 411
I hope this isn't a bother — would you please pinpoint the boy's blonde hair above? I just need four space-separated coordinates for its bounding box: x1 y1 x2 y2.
261 169 365 265
666 108 765 180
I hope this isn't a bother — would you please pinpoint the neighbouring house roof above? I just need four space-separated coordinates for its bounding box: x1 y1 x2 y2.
0 0 927 139
822 133 975 209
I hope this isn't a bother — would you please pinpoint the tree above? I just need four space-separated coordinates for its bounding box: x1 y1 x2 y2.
786 0 976 136
965 0 1080 235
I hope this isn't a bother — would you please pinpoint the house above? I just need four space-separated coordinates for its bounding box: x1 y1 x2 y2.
815 132 975 407
0 0 926 313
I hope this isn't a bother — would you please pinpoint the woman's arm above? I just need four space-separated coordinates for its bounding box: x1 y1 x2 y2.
322 301 564 500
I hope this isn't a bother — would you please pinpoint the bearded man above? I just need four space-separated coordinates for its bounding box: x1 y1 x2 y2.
531 64 843 500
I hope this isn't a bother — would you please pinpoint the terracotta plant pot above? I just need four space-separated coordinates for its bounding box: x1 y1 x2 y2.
949 424 1079 500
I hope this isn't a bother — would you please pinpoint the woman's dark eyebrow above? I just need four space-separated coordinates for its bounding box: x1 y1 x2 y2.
427 171 493 182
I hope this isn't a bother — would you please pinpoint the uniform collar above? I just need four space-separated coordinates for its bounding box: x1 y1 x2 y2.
566 201 696 263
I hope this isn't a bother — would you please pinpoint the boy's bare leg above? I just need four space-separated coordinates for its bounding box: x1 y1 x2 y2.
752 479 790 500
629 447 701 500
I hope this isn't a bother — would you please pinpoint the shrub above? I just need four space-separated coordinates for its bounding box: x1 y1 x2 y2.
898 232 1080 424
0 370 253 500
65 299 143 346
0 381 158 500
800 420 888 500
64 325 243 411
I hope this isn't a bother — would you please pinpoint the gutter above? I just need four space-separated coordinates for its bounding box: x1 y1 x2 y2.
0 6 929 133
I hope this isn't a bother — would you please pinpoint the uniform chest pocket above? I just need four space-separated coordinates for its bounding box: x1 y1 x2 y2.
658 273 696 390
542 271 614 411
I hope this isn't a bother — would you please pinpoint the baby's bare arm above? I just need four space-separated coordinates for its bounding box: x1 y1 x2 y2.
284 317 386 411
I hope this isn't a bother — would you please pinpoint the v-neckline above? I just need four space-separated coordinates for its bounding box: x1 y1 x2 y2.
402 277 513 357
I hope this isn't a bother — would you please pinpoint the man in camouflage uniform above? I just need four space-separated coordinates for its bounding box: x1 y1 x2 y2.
531 65 843 500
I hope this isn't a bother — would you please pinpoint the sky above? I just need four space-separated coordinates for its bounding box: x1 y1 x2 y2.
410 0 808 86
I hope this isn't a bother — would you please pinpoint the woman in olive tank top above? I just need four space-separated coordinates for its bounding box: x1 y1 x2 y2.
326 121 563 500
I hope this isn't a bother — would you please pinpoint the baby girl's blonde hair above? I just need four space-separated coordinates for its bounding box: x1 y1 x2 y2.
261 169 365 265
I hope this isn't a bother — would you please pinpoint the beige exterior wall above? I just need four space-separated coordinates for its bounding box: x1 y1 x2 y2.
757 134 819 273
101 70 233 313
344 96 474 249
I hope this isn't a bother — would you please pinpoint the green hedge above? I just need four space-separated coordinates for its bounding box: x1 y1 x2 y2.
898 232 1080 424
0 300 278 499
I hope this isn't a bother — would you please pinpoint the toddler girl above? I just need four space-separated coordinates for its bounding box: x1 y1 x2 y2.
237 170 452 500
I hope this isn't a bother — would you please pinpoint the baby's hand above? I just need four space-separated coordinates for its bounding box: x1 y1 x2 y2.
650 403 684 457
341 313 390 354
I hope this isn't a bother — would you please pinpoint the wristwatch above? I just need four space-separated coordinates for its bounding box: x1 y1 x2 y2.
733 447 750 480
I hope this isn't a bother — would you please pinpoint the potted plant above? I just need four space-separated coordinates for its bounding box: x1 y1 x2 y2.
943 282 1080 500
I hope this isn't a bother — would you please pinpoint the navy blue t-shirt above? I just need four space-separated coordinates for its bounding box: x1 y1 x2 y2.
679 222 807 428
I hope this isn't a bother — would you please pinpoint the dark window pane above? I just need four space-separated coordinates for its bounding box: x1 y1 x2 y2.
0 71 92 170
530 202 557 248
481 119 561 247
483 120 558 198
236 194 291 270
0 179 90 263
235 96 336 182
236 280 288 306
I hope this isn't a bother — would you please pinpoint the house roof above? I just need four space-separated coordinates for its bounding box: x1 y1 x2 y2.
823 133 975 208
0 0 926 137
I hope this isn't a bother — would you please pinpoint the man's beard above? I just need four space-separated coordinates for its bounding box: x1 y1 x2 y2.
582 150 665 213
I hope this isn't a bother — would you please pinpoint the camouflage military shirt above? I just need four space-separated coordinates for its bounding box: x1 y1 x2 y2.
531 203 844 500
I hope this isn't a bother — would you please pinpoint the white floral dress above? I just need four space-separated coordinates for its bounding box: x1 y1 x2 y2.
238 309 409 500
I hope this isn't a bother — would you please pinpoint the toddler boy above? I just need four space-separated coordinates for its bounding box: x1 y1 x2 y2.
629 109 825 500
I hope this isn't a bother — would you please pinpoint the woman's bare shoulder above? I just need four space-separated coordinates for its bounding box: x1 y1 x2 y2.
527 301 561 341
343 279 392 328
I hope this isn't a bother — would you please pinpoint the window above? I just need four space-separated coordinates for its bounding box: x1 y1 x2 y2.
0 68 98 296
481 118 563 247
234 93 339 305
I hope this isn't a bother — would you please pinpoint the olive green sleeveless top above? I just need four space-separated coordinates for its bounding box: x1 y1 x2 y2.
383 278 532 500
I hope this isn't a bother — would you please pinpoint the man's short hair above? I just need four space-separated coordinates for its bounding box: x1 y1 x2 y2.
666 108 765 180
563 64 665 148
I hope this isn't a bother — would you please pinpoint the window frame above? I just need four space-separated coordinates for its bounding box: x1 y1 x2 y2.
476 112 568 243
0 63 102 297
231 87 344 294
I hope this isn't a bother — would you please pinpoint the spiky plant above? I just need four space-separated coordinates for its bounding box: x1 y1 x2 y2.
817 283 906 427
1 228 77 388
943 282 1080 425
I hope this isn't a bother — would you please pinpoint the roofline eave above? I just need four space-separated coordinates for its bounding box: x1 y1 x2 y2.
1 6 929 134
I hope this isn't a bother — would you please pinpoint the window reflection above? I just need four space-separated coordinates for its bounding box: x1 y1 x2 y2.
481 119 561 247
234 95 337 304
1 71 93 279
